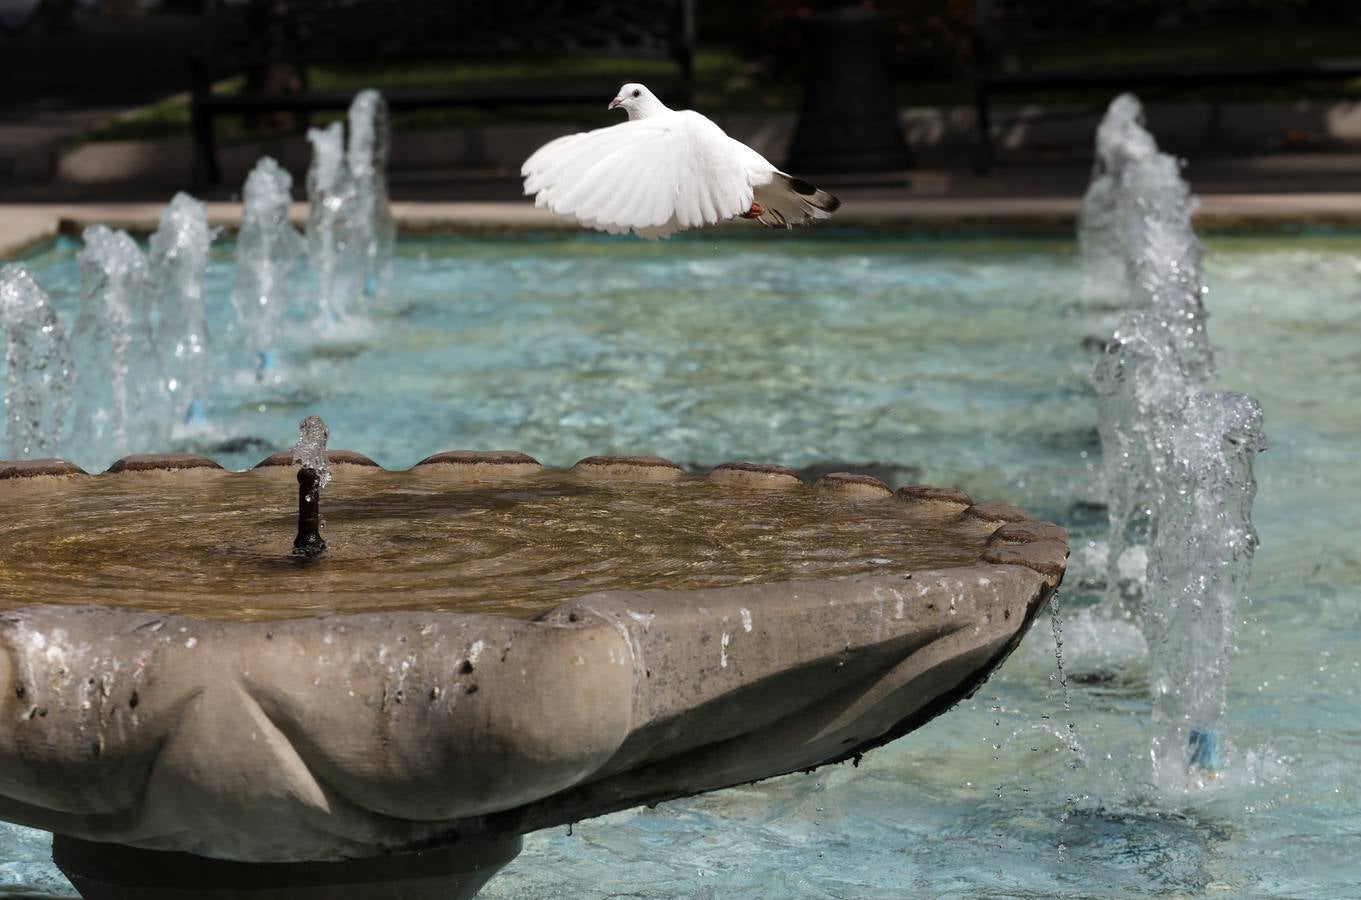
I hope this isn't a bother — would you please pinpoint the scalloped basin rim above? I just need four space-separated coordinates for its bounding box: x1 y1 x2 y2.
0 452 1066 622
0 451 1068 864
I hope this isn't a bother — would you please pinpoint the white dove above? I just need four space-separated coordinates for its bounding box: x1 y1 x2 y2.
521 83 841 239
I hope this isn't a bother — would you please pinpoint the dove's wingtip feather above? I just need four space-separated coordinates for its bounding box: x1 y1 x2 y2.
751 173 842 229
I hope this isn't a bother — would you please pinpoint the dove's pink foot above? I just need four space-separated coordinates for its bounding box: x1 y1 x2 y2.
740 202 765 220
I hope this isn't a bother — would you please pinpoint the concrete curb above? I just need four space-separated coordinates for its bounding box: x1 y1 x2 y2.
4 192 1361 260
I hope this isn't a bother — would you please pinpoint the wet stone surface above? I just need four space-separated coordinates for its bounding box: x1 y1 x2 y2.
0 468 996 621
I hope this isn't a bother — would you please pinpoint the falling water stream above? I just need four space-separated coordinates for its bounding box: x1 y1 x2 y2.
1047 592 1079 763
1081 94 1267 787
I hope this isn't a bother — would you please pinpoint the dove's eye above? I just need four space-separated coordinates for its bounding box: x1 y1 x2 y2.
632 89 640 98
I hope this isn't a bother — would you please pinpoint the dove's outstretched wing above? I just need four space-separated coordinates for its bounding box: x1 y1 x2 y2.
522 111 764 240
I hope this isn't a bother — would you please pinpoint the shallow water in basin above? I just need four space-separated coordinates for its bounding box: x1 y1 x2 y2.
0 470 986 620
4 231 1360 898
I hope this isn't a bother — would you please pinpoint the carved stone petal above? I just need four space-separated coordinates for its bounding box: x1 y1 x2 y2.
0 561 1055 862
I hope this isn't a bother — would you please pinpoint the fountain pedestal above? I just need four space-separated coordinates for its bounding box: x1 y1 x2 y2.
53 834 521 900
0 450 1067 899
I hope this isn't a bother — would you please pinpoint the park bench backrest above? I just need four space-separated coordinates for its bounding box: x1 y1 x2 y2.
976 0 1361 71
970 0 1361 171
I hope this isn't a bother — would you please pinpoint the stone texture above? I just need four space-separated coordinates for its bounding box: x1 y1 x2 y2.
254 450 381 469
53 834 521 900
707 462 801 489
105 454 224 474
569 455 684 481
0 565 1057 862
982 540 1069 579
814 472 893 498
0 458 87 479
0 453 1068 878
0 605 635 861
412 451 543 479
894 484 973 511
990 520 1070 545
963 501 1032 524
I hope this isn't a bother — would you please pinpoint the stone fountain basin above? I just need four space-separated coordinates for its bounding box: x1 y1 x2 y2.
0 451 1067 865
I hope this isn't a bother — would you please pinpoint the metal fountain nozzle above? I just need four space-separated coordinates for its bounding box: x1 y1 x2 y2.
293 466 327 558
290 414 331 559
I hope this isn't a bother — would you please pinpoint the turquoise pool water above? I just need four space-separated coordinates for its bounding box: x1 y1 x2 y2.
6 231 1360 897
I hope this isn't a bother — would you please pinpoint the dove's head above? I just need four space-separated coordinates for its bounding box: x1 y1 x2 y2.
608 83 668 120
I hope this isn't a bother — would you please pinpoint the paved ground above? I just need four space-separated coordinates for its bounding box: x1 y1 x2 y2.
5 184 1361 260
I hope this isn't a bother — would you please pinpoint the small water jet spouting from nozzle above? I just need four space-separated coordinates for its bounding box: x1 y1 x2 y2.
306 123 361 324
73 225 161 462
290 415 331 558
0 265 72 459
233 156 301 383
149 192 212 430
347 89 395 300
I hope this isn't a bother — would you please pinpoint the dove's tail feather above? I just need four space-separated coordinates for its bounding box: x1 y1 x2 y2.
753 173 842 229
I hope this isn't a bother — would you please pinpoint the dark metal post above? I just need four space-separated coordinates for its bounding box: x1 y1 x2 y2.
972 0 997 173
674 0 696 108
293 467 327 558
785 0 911 174
188 58 221 187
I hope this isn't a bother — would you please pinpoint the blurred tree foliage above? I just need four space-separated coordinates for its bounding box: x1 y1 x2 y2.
988 0 1361 31
752 1 974 77
731 0 1361 79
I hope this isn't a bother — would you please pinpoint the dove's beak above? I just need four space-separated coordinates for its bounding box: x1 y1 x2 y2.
608 96 623 111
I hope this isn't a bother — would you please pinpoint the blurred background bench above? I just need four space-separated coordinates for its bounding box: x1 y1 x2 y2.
973 0 1361 171
190 0 695 184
